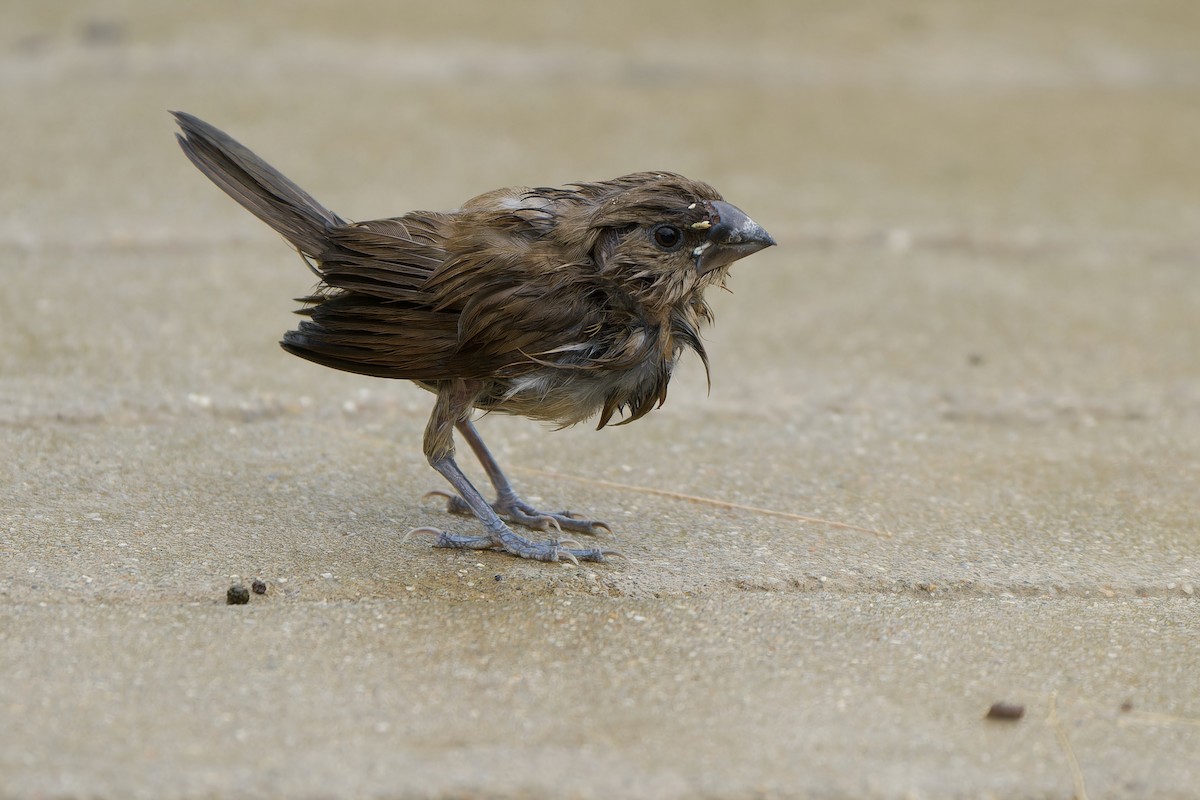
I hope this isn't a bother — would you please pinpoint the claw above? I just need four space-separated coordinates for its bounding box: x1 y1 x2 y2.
424 486 612 536
563 546 625 563
401 526 445 546
423 490 477 518
403 525 623 564
404 520 607 562
422 490 456 505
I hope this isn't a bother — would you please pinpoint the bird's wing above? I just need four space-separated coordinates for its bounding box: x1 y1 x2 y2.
282 203 594 381
418 197 619 379
280 210 471 379
315 212 451 301
281 294 465 380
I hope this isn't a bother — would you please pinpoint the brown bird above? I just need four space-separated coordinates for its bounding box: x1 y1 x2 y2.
173 112 775 563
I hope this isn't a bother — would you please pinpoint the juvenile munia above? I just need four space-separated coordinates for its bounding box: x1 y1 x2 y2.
174 112 775 563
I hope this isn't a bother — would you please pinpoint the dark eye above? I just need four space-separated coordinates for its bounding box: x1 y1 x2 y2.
652 225 683 251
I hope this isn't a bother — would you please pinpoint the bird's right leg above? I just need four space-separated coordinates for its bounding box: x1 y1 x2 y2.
410 381 616 564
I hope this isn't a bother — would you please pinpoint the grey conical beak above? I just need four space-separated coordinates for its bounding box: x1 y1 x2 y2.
695 200 776 274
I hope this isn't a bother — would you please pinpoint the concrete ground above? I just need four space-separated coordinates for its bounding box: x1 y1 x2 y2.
3 2 1199 797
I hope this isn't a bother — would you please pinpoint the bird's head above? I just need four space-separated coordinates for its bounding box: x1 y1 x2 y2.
560 172 775 307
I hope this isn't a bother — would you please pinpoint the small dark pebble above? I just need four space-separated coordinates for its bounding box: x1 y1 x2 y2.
494 574 503 582
985 701 1025 721
1120 700 1134 713
967 353 985 366
251 579 268 595
226 584 250 605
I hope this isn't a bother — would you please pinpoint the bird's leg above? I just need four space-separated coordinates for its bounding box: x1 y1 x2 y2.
413 381 616 563
428 419 610 536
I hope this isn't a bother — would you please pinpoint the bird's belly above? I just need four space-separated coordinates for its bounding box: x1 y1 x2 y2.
483 359 670 427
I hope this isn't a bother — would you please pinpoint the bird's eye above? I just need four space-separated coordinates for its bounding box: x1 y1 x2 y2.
652 225 683 251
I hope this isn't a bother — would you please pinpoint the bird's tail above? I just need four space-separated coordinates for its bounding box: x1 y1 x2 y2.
172 111 343 258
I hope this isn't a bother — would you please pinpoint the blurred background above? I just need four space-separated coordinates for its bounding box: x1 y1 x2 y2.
5 1 1200 237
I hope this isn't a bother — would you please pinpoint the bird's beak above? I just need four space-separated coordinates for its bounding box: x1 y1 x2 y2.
694 200 776 274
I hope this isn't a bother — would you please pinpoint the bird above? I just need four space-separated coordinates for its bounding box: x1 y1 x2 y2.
173 111 775 563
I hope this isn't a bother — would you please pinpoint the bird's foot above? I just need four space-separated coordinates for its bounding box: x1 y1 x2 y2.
424 490 611 536
404 524 621 564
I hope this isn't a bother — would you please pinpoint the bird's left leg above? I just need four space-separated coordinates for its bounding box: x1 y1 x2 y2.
428 419 611 536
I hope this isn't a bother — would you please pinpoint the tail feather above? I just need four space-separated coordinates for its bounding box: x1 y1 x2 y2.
172 111 342 257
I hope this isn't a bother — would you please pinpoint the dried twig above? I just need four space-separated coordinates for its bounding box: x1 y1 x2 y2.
1048 692 1089 800
515 466 891 538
